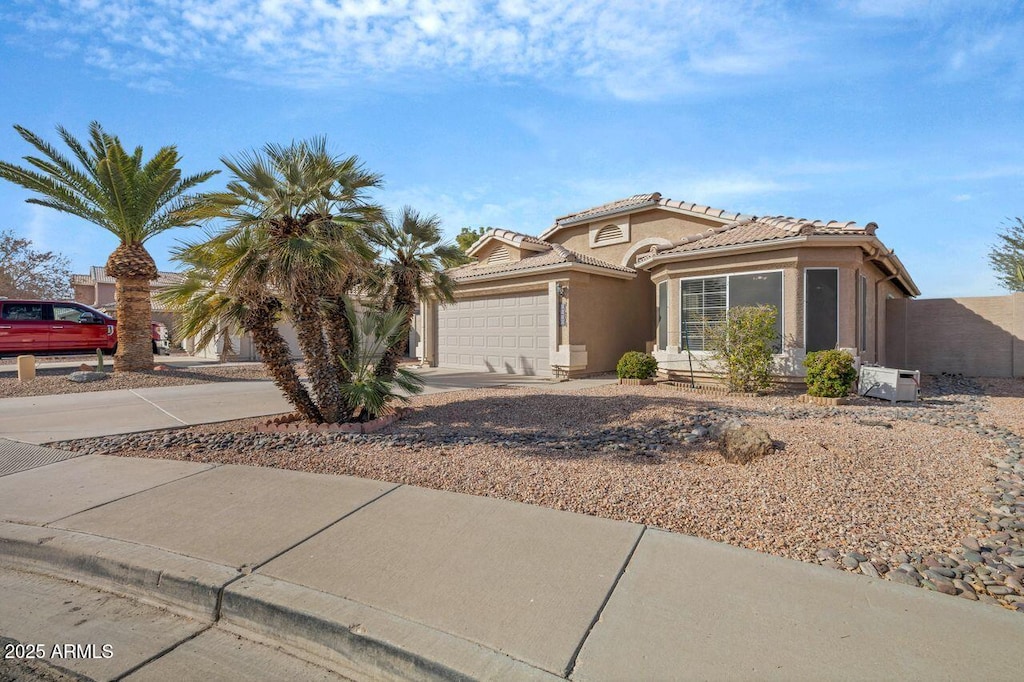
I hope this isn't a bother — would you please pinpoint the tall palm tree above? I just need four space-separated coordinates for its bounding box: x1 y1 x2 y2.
0 122 217 371
368 206 463 380
198 138 381 423
159 232 323 422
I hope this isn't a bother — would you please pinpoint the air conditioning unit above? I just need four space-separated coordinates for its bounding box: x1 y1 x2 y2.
858 366 920 403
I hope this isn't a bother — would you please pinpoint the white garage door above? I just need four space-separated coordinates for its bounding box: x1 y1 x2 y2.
437 291 551 376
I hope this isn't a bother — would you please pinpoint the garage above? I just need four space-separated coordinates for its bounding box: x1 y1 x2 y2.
436 291 551 376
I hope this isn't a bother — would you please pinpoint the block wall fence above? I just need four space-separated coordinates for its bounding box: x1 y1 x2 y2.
886 292 1024 378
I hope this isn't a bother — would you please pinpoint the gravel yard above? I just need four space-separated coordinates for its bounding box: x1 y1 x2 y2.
0 363 271 398
58 374 1024 611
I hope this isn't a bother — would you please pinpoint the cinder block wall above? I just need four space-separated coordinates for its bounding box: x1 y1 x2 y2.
885 293 1023 377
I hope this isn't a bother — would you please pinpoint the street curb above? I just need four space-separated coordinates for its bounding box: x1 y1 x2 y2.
0 523 559 681
0 522 235 620
222 574 559 682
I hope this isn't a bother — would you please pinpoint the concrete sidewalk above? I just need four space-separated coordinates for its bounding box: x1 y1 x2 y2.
0 367 618 445
1 452 1022 680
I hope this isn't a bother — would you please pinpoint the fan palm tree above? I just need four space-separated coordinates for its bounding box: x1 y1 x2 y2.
368 206 463 380
336 295 425 421
159 232 323 422
198 138 381 423
0 122 217 371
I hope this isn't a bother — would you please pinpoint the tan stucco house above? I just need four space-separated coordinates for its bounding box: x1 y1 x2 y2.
416 192 919 379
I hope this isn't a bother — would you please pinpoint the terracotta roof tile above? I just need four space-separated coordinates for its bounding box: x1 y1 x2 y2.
464 228 551 256
555 192 663 226
72 266 185 287
449 244 634 281
635 215 878 264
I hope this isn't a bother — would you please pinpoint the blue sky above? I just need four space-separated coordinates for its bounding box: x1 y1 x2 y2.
1 0 1021 297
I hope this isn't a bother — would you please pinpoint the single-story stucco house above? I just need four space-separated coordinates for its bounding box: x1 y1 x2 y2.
415 192 919 379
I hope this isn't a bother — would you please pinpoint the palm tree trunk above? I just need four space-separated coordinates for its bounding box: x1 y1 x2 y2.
374 275 415 380
324 296 354 385
106 242 158 373
243 299 322 423
290 290 346 423
112 276 155 372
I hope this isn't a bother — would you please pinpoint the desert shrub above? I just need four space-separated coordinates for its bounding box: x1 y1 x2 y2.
616 351 658 379
703 305 778 392
804 349 857 397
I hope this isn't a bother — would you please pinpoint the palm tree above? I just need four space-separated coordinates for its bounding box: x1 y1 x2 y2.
0 122 217 371
198 138 382 423
159 232 324 422
368 206 463 380
336 296 425 421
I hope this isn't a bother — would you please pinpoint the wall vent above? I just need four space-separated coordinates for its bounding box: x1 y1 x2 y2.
594 224 624 245
487 245 512 264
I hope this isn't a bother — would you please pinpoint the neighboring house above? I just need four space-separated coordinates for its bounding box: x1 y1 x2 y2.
71 266 185 342
416 192 919 379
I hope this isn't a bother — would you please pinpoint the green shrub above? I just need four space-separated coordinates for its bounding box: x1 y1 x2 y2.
616 351 658 379
804 349 857 397
703 305 778 392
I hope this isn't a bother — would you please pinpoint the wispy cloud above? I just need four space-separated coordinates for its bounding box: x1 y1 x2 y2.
7 0 804 99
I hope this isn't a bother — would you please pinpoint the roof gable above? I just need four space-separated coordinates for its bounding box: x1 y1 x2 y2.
465 228 551 258
539 193 755 241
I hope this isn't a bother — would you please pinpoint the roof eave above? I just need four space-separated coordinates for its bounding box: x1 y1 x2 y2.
636 236 809 269
452 261 636 285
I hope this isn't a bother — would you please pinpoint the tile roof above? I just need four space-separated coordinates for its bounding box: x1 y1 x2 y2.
634 215 878 264
71 266 185 287
656 197 753 223
554 193 663 227
465 228 550 256
449 243 635 281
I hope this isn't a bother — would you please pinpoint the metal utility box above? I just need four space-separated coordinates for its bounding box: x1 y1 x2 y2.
858 366 920 403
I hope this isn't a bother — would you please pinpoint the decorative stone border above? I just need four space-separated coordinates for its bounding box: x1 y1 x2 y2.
797 394 850 406
255 408 412 434
618 378 656 386
658 381 763 398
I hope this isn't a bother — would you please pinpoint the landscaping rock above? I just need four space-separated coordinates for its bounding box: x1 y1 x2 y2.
67 371 107 383
888 570 921 587
719 425 774 464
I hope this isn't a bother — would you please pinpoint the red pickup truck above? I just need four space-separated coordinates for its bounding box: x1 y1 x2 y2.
0 299 168 357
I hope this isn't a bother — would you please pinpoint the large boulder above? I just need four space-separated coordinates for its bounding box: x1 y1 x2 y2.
68 371 107 383
718 422 774 464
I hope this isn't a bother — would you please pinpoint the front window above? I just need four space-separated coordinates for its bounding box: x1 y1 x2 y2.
680 272 783 352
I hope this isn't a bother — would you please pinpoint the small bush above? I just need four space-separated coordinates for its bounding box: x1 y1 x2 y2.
804 349 857 397
703 305 778 392
617 351 658 379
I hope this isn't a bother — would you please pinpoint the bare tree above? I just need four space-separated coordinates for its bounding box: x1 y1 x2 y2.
0 230 73 299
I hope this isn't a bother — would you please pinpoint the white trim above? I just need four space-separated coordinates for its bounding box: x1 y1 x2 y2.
803 267 839 352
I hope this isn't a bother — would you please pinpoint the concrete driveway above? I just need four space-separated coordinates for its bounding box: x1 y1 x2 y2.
0 367 617 445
